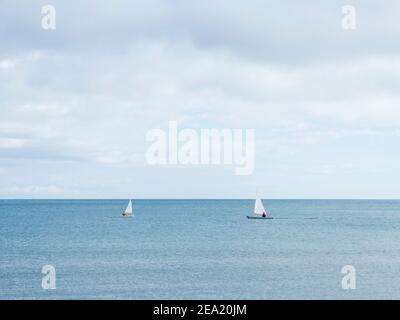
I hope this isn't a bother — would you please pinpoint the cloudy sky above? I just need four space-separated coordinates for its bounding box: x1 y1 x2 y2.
1 1 400 199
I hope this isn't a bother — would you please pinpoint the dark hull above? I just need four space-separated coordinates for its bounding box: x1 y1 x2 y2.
246 216 273 219
122 214 133 217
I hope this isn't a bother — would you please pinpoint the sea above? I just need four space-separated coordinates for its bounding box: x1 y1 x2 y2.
1 199 400 299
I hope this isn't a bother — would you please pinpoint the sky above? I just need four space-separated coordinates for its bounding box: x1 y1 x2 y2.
1 1 400 199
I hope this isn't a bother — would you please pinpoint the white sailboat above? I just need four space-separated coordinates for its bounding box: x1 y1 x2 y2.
122 199 133 217
247 195 273 219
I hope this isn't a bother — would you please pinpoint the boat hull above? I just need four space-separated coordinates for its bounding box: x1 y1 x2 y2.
122 213 133 217
246 216 273 219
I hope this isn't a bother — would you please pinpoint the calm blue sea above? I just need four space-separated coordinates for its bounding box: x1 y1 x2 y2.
1 199 400 299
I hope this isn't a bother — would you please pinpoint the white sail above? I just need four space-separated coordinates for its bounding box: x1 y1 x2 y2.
254 196 267 216
124 200 133 215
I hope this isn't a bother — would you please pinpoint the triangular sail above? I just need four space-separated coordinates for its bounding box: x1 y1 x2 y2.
254 196 267 216
124 200 133 215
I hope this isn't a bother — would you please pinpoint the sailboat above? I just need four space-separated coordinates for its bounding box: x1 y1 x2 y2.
122 199 133 217
247 195 273 219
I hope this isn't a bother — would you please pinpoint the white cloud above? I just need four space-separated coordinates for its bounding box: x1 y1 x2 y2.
0 184 63 196
0 138 27 148
0 59 16 69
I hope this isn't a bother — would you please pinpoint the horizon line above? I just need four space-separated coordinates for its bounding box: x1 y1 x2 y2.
1 198 400 201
